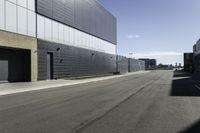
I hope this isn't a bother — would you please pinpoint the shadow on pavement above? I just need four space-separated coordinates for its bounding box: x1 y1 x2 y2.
179 120 200 133
173 71 191 78
170 71 200 97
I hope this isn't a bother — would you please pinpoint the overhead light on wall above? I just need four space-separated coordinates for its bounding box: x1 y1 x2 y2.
60 59 63 63
57 48 61 51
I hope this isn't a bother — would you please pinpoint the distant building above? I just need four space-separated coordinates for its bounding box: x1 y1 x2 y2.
138 58 157 70
150 59 157 69
157 64 173 70
193 39 200 74
175 63 178 67
184 53 193 72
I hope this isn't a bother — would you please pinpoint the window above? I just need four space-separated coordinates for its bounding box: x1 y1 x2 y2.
77 30 80 46
91 36 94 49
97 39 100 51
35 15 116 54
28 0 35 11
28 10 36 37
96 38 98 49
77 30 81 46
86 34 89 48
52 21 58 42
94 38 97 50
37 15 45 39
69 27 74 44
0 0 4 30
6 1 17 32
58 24 64 43
82 33 86 48
18 6 27 35
64 26 70 43
18 0 27 8
88 35 91 48
45 18 52 40
74 29 78 46
79 31 83 46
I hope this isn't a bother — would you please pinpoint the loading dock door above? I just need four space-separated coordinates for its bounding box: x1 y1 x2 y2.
0 47 31 82
0 60 8 82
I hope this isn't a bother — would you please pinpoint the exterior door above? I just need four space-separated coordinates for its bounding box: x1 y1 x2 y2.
47 53 53 79
0 60 8 82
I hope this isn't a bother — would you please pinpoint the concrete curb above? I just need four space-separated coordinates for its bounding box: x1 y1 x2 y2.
0 71 150 96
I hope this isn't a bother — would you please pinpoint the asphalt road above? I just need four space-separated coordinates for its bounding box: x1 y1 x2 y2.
0 70 200 133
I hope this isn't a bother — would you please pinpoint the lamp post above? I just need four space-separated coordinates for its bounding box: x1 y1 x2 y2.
129 53 133 59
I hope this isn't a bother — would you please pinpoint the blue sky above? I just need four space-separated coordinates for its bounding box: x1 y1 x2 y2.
99 0 200 65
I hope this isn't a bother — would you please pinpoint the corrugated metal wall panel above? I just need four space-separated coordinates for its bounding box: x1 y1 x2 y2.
129 58 145 72
37 39 116 80
64 0 74 26
116 56 145 74
116 55 129 74
37 0 53 18
36 0 117 44
53 0 66 23
74 0 117 44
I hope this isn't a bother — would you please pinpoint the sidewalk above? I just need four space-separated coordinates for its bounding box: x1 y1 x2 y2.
0 71 149 96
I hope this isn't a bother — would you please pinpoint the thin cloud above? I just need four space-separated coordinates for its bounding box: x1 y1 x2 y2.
127 34 141 39
132 51 182 58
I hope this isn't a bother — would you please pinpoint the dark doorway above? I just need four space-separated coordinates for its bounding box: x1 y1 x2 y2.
0 47 31 82
47 52 53 79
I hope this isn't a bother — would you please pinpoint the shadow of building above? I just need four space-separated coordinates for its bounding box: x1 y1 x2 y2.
179 120 200 133
170 71 200 97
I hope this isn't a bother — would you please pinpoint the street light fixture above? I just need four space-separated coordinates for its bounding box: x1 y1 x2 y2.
129 53 133 58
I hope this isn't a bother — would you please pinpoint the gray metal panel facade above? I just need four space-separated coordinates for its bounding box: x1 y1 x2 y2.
116 55 129 74
129 58 145 72
37 39 116 80
36 0 117 44
116 56 145 74
37 0 53 18
194 54 200 74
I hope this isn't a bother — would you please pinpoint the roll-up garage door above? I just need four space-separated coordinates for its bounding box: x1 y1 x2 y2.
0 47 31 82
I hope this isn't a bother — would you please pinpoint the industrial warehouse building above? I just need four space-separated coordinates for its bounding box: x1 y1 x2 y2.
187 39 200 74
183 53 193 73
139 58 157 70
193 39 200 74
116 56 145 74
0 0 144 82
